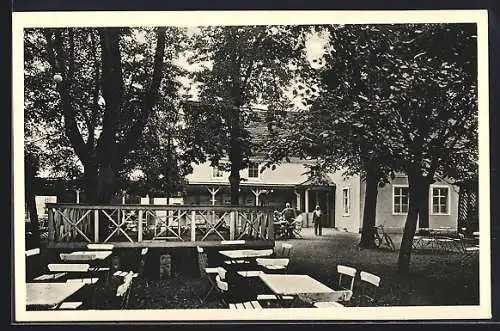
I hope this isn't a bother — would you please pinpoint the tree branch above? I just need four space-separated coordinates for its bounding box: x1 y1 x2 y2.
96 27 124 160
118 27 166 164
46 29 92 166
88 29 100 149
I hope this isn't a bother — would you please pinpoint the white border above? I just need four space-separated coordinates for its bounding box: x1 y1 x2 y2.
12 9 490 322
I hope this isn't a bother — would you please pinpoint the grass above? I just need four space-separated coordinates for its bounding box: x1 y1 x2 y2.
28 227 480 309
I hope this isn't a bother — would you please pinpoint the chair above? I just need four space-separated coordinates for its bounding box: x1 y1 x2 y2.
217 266 227 280
229 301 263 309
357 271 381 306
26 248 43 281
196 246 219 302
337 265 357 292
455 233 480 265
276 243 293 258
26 248 40 257
115 271 135 309
215 274 229 306
137 248 149 283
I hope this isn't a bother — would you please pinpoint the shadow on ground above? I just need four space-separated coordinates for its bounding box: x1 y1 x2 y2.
98 227 480 309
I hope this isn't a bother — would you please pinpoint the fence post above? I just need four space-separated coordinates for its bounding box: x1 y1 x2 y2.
138 208 143 242
48 207 54 241
191 210 196 242
268 211 274 240
94 209 99 243
230 210 236 240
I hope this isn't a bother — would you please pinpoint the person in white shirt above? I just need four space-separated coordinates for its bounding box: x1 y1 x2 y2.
312 205 323 236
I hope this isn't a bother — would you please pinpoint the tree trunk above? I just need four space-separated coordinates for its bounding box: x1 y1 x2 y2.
359 168 379 248
83 160 118 241
418 183 430 229
25 155 40 248
229 171 240 205
229 104 242 206
25 180 40 249
397 170 424 273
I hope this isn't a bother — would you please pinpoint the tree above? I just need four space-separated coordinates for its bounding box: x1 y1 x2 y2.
264 25 402 248
184 25 313 205
25 27 184 239
24 27 183 202
121 109 189 199
383 24 478 272
24 148 40 248
264 24 478 272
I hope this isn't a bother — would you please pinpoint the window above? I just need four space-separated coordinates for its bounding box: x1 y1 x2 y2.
393 185 409 214
212 162 226 178
248 162 260 178
431 186 450 215
342 187 350 216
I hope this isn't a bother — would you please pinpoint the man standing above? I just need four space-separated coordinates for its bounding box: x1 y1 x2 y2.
281 202 296 238
312 205 323 236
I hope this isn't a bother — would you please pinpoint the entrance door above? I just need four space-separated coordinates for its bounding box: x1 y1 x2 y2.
308 190 335 227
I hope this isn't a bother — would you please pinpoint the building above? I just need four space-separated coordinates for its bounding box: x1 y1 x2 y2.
184 159 459 233
183 107 460 233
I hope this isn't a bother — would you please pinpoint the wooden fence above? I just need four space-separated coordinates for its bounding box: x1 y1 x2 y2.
46 204 275 246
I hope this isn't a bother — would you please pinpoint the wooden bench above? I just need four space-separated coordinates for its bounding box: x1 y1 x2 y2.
56 301 83 310
87 244 114 250
66 278 100 284
229 300 263 309
33 272 67 281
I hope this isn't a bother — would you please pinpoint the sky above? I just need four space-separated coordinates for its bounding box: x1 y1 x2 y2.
172 26 329 109
33 26 330 179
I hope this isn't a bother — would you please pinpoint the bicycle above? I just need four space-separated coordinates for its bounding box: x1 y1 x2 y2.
373 225 396 251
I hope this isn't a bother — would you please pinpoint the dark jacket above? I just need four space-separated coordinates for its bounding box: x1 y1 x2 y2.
282 207 296 222
312 210 322 224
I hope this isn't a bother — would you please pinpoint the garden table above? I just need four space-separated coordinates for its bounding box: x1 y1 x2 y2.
26 282 85 309
62 251 112 261
258 274 343 307
219 249 273 259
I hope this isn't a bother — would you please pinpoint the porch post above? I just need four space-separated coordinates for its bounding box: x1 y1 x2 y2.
304 189 310 227
250 189 262 206
295 190 301 211
207 187 220 206
76 189 80 204
305 189 310 213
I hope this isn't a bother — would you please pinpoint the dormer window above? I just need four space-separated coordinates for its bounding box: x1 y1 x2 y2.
248 162 260 178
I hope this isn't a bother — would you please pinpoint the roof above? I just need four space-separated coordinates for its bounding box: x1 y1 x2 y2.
297 174 336 187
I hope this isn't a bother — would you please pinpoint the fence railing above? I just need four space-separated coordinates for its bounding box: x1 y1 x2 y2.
46 204 275 244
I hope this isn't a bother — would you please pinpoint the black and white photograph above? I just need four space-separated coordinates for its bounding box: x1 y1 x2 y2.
12 9 491 321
